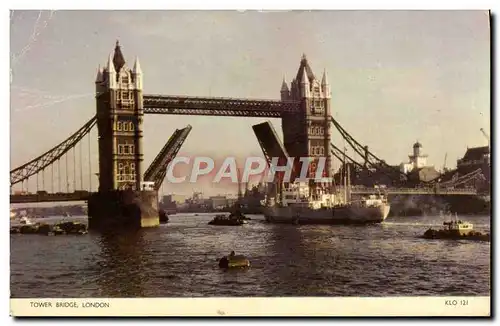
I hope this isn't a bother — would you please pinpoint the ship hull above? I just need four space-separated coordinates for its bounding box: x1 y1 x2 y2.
263 204 391 225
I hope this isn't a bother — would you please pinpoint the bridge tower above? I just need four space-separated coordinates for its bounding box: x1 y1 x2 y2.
95 41 144 191
281 54 332 179
89 41 158 231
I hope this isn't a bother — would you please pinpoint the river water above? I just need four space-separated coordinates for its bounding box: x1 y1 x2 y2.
10 213 490 297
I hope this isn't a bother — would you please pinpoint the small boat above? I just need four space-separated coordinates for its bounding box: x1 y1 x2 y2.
55 221 88 235
218 251 250 269
229 210 251 221
423 214 490 242
159 209 169 224
19 216 35 225
208 214 245 226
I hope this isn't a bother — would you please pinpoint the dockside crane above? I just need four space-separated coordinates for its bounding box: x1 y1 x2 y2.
442 153 448 173
480 128 490 149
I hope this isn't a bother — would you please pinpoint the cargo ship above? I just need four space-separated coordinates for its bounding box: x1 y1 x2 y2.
263 184 390 225
263 166 390 225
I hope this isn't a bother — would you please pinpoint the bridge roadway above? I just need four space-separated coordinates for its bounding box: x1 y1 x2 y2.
142 95 299 117
10 191 90 204
10 187 478 204
350 186 478 196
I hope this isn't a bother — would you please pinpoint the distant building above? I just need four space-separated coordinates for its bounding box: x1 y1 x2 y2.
162 194 187 204
457 146 490 173
411 166 441 183
209 196 228 210
400 141 429 174
399 142 440 184
456 146 490 189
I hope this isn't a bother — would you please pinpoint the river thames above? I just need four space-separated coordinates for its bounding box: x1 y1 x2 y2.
10 213 490 297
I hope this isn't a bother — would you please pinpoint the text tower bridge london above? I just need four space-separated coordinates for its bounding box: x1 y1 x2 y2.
9 42 483 228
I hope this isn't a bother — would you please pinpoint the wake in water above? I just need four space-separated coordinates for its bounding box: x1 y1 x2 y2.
383 221 490 229
383 221 440 227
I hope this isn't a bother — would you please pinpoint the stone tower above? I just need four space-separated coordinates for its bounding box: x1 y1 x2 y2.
281 54 332 179
95 41 144 192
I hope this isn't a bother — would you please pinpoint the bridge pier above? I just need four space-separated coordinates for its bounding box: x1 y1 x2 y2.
87 190 159 231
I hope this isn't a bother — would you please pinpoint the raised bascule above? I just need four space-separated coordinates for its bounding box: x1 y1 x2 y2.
10 42 488 229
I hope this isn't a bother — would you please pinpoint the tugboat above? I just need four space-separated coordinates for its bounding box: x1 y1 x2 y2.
423 214 490 242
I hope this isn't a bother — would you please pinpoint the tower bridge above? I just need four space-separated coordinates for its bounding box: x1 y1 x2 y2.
10 42 483 224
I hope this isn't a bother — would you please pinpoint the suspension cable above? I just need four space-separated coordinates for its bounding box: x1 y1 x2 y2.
79 141 83 190
58 159 61 193
66 153 69 192
10 116 97 186
51 164 54 193
88 131 92 192
73 146 76 191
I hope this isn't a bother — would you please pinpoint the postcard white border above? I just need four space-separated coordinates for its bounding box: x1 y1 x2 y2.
3 0 498 323
8 297 491 317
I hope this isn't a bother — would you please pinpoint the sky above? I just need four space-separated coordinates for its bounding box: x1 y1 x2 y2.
9 10 490 196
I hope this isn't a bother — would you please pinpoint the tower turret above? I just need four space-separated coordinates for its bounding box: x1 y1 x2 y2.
132 56 143 91
95 66 103 83
321 69 331 99
300 66 310 98
106 53 117 89
280 77 289 101
95 66 104 94
113 40 126 72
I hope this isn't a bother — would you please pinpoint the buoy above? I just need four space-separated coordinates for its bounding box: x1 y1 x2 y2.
218 252 250 269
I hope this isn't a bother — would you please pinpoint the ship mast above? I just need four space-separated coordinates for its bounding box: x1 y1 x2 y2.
237 167 243 205
347 163 351 203
343 147 347 204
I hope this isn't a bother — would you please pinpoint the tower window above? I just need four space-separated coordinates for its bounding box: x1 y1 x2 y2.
130 144 135 155
117 121 122 131
121 76 129 84
118 163 124 172
122 91 130 100
129 122 135 131
124 145 129 155
130 163 136 172
118 144 123 154
123 122 129 132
